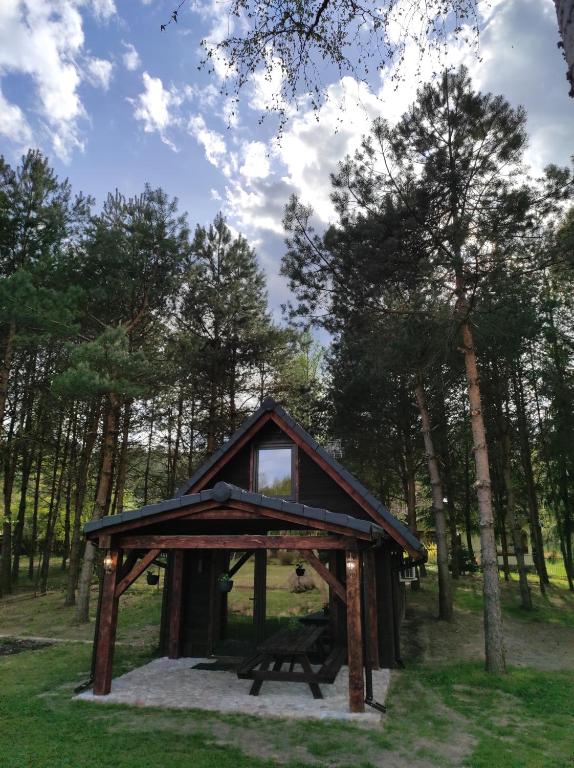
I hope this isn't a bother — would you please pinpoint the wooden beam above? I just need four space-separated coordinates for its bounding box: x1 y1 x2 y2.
179 510 259 521
117 535 356 550
115 549 161 598
167 550 184 659
88 500 221 540
93 549 122 696
346 550 364 713
253 550 267 644
227 501 374 541
299 550 347 605
362 549 380 670
228 551 254 578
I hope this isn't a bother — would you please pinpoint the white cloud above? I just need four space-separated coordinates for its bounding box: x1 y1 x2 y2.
198 0 236 82
210 188 222 201
132 71 179 150
248 55 287 114
122 42 141 72
90 0 116 20
86 57 113 90
0 0 87 160
187 113 235 174
0 84 32 144
240 141 270 180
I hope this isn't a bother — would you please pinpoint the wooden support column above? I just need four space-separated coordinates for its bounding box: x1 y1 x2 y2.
167 549 184 659
363 549 380 670
93 549 122 695
346 549 364 713
253 549 267 644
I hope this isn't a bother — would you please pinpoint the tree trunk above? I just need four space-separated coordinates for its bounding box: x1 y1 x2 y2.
501 421 532 610
75 394 120 623
512 367 548 590
435 384 461 578
170 390 184 496
458 313 506 673
28 446 44 580
39 412 71 594
187 395 195 476
400 382 420 589
414 374 453 620
62 407 79 570
65 399 101 606
462 429 475 560
112 400 131 515
557 465 574 591
12 444 33 582
0 378 19 596
555 0 574 97
0 321 16 438
143 398 155 506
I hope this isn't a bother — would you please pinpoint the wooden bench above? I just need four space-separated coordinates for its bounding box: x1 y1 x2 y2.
237 625 345 699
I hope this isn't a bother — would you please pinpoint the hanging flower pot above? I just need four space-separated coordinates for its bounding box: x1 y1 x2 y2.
147 572 159 586
295 563 306 577
217 573 234 593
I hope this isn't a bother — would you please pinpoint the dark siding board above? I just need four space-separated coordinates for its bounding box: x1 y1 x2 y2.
298 452 370 520
253 421 294 446
181 550 218 656
209 444 251 490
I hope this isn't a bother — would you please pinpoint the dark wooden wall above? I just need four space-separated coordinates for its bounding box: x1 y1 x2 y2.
200 421 370 523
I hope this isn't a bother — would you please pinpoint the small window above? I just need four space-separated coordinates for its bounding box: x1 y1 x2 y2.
256 447 294 498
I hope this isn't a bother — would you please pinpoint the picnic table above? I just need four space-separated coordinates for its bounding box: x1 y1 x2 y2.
237 624 345 699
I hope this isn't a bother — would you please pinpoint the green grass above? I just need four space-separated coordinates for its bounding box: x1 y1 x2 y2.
1 563 574 767
422 564 574 629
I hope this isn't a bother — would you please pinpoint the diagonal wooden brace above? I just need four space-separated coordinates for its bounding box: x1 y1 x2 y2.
298 550 347 605
115 549 161 598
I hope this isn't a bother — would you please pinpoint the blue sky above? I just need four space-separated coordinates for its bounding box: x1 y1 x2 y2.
1 0 573 316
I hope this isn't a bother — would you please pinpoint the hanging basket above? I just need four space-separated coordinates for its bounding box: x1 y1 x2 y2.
217 578 234 593
147 572 159 586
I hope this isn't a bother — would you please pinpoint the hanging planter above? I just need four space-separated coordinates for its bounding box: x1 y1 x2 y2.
217 573 234 593
147 571 159 586
295 563 306 577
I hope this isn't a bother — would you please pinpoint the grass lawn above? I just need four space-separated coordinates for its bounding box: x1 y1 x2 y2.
1 562 573 767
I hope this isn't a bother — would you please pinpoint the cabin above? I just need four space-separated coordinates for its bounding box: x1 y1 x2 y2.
85 397 425 713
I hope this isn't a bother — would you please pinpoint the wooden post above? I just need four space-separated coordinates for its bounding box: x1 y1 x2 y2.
253 549 267 644
346 549 364 713
168 549 184 659
363 549 380 670
93 548 122 695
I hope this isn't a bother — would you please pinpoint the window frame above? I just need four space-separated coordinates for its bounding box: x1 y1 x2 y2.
253 443 297 501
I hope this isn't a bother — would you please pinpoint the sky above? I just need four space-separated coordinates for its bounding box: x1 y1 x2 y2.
0 0 573 319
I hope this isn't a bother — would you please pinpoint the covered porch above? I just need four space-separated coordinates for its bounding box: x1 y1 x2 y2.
86 482 399 714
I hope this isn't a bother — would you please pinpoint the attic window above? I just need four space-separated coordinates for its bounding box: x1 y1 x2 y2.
256 447 294 498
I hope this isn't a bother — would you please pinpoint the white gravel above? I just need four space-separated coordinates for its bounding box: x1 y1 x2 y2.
76 657 390 724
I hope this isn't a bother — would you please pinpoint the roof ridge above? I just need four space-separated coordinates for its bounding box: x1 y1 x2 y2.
174 398 423 556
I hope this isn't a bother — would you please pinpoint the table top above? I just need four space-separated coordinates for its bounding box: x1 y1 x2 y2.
258 625 325 655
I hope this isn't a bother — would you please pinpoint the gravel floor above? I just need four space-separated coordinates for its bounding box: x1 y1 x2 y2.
76 657 390 723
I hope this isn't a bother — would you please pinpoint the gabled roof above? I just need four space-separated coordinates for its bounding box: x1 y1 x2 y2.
84 481 387 540
177 397 424 559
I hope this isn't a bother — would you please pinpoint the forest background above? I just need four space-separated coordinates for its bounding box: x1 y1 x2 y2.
1 68 573 654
